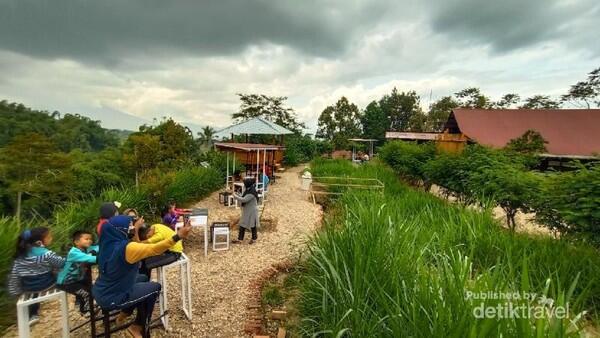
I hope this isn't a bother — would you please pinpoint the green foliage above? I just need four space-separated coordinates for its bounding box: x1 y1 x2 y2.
470 164 542 229
316 97 362 150
361 100 389 142
380 88 422 131
0 133 73 218
426 96 458 132
536 164 600 245
298 160 600 336
0 100 118 151
520 95 560 109
505 130 548 155
455 87 491 108
379 141 435 186
283 134 331 166
262 283 284 307
232 94 306 133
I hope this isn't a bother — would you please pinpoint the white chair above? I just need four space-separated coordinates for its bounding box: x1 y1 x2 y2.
156 253 192 331
16 288 69 338
212 227 230 251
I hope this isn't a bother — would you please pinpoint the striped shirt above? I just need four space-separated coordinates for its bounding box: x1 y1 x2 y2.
7 246 65 296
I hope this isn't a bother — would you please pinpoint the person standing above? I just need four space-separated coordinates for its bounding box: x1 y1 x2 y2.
231 178 260 244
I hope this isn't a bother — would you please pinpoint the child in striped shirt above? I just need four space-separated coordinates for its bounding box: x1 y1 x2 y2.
8 227 65 324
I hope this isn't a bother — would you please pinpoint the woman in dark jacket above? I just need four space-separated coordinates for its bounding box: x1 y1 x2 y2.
232 178 260 244
92 215 191 337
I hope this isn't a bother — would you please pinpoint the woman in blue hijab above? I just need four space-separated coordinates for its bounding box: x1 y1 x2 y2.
92 215 191 337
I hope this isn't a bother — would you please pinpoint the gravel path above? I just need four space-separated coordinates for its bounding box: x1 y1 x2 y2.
2 165 322 338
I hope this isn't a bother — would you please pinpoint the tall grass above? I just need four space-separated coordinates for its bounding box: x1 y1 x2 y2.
298 160 600 337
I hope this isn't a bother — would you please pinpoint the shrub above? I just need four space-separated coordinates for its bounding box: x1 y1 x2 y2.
379 141 435 186
536 164 600 245
469 164 543 230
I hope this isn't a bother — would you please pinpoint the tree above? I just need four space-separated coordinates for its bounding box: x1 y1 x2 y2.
360 101 389 142
0 133 71 222
494 93 521 108
379 88 421 131
197 126 216 149
505 130 548 154
138 118 197 167
470 165 541 231
316 97 362 150
455 87 491 108
426 96 458 132
123 133 161 187
232 94 305 133
562 67 600 108
520 95 560 109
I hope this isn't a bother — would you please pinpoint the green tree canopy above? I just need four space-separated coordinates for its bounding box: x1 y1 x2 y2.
426 96 458 131
379 88 421 131
232 94 305 133
316 97 362 150
520 95 560 109
455 87 491 108
360 101 388 142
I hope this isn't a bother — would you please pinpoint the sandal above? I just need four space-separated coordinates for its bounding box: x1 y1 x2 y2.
231 240 241 244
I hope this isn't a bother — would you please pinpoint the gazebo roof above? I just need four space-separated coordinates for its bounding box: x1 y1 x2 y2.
214 142 284 151
214 117 294 138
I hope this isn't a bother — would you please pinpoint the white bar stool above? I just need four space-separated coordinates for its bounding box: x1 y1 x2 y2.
16 288 69 338
156 253 192 331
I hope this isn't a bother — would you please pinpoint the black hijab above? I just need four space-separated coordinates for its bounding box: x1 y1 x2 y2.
242 177 259 202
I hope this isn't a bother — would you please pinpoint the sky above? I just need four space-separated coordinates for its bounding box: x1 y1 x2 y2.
1 0 599 133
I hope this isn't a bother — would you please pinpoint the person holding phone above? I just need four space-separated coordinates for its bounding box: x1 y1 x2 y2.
231 178 260 244
92 215 192 338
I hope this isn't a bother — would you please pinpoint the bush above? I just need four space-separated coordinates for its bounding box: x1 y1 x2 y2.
536 164 600 244
379 141 435 186
284 134 333 166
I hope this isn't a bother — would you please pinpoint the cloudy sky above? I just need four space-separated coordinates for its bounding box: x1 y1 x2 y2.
1 0 599 133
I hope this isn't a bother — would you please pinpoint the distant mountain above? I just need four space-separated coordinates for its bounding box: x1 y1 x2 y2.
82 105 150 131
109 129 134 142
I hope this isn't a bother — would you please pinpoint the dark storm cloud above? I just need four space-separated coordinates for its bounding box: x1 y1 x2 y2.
429 0 599 52
0 0 392 65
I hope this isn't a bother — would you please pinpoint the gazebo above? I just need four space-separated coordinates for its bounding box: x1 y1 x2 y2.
348 138 377 162
213 117 293 188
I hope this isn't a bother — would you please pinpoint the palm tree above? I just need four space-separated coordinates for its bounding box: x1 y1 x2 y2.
197 126 216 148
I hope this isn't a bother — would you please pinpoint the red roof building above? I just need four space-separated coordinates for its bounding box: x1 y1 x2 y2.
444 109 600 158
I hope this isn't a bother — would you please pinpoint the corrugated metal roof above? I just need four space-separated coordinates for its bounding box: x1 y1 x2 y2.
447 108 600 157
214 117 293 137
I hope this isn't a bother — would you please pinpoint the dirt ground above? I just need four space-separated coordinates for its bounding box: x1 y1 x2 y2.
2 166 322 338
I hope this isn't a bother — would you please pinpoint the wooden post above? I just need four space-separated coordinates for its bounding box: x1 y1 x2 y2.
16 191 22 227
226 152 230 189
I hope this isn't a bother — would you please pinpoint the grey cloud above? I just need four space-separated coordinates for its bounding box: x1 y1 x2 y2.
0 0 394 65
429 0 598 52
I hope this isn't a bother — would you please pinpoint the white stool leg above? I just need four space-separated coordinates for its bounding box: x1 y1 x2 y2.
186 260 192 319
59 291 69 338
16 303 30 338
204 225 208 257
161 267 170 330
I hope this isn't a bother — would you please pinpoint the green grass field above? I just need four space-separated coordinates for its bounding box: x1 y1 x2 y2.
298 159 600 337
